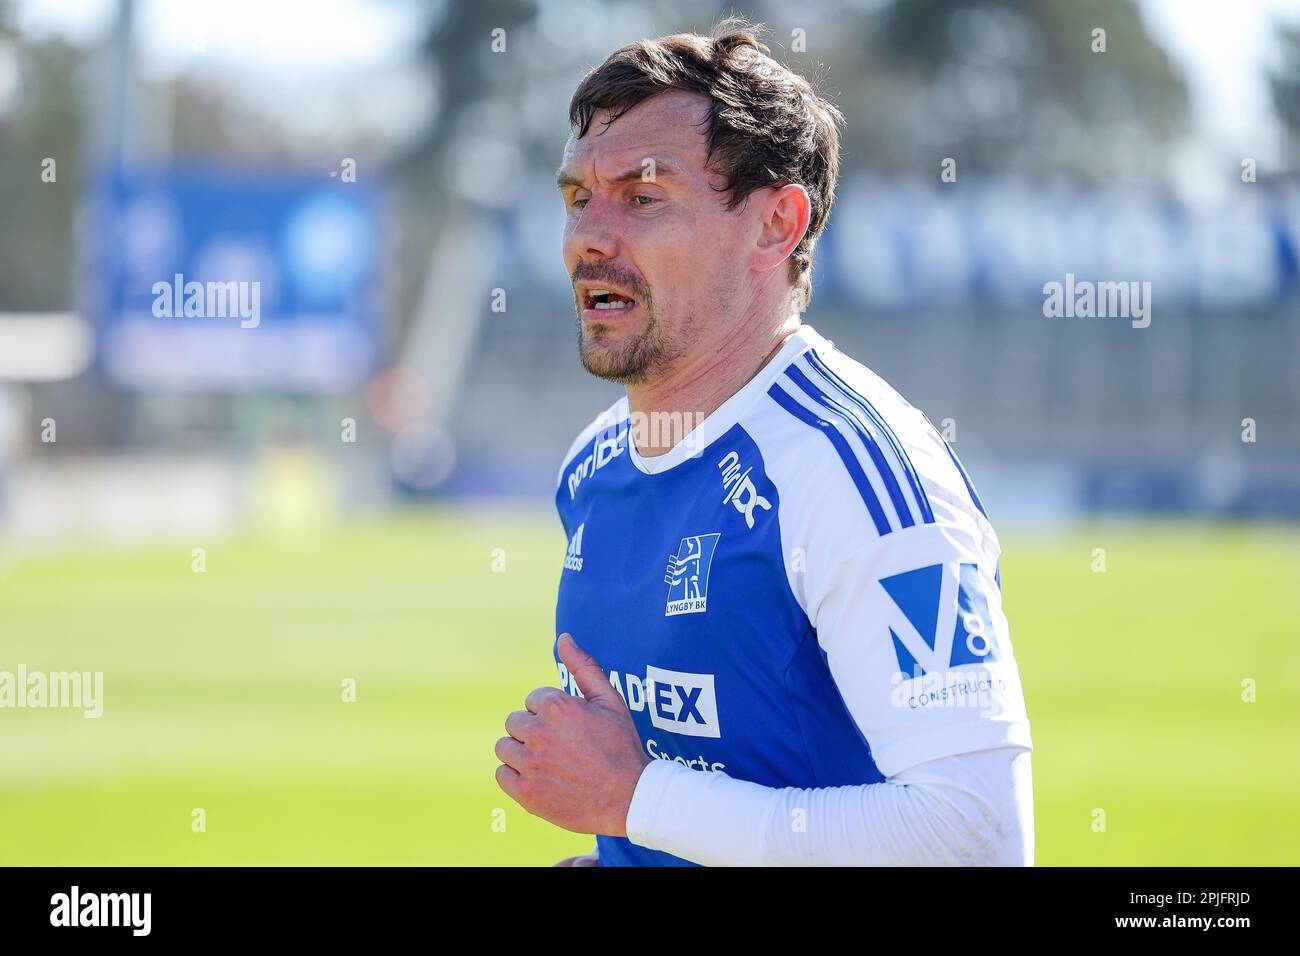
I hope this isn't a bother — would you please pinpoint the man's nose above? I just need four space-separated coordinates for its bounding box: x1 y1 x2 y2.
566 195 619 263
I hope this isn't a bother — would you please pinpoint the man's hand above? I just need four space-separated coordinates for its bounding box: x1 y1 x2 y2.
496 633 651 837
554 852 601 867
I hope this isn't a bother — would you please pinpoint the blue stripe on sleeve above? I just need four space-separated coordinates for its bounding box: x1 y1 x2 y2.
767 382 893 536
803 351 935 524
942 439 989 519
784 365 915 530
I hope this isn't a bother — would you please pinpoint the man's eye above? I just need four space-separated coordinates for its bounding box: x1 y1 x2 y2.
631 195 657 206
570 197 589 209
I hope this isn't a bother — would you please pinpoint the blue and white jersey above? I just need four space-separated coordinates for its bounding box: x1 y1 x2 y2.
553 324 1032 867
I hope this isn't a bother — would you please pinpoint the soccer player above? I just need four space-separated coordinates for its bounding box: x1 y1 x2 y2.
494 19 1034 866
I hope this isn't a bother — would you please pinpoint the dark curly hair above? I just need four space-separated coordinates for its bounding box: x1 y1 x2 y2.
568 17 844 311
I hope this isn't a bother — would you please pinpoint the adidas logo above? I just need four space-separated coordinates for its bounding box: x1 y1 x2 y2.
564 523 585 572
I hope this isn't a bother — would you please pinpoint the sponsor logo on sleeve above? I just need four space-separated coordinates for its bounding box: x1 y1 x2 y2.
880 562 1014 712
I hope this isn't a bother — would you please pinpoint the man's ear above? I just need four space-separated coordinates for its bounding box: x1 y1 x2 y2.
752 183 811 275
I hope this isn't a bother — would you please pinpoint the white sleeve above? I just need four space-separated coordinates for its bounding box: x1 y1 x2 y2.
800 522 1033 776
755 369 1034 777
625 745 1034 866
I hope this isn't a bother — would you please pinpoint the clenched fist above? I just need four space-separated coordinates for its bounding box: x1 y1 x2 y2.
496 633 651 836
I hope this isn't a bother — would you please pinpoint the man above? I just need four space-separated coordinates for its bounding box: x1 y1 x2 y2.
494 19 1034 866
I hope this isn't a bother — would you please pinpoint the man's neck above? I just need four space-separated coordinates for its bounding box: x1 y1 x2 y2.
626 314 802 457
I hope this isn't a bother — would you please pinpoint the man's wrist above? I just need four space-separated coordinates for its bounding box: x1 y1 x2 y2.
623 758 695 847
621 762 782 866
608 754 653 838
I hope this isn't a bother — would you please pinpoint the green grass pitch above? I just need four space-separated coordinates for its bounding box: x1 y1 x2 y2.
0 511 1296 865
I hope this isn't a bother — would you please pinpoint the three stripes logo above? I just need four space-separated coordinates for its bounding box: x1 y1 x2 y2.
563 522 584 572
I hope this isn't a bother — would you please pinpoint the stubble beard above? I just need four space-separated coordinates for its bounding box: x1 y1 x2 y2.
577 305 687 386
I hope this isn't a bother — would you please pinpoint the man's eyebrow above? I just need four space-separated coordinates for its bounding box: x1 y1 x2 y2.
556 170 586 189
555 160 681 189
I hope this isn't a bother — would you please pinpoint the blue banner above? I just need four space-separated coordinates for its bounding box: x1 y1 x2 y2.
83 168 387 391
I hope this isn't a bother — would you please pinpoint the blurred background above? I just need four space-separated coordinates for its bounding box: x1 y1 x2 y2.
0 0 1296 865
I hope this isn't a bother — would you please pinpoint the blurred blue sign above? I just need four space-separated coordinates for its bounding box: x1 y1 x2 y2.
819 177 1300 311
84 169 386 391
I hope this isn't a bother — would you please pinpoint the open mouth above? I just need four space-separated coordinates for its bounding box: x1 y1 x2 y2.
582 289 637 313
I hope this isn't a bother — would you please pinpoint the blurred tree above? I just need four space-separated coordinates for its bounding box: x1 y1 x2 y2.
0 11 82 310
824 0 1190 184
390 0 537 342
1269 24 1300 171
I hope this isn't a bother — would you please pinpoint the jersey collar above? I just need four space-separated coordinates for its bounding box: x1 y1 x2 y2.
627 324 826 476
